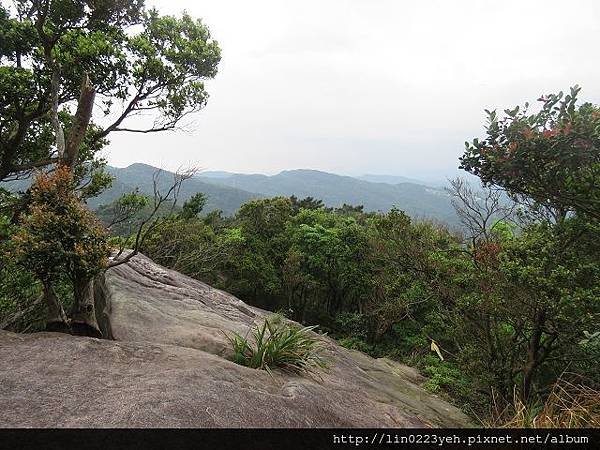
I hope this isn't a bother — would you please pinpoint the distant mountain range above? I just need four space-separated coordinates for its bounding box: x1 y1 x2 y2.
90 165 258 216
200 171 448 188
354 174 445 187
2 163 460 225
195 167 457 223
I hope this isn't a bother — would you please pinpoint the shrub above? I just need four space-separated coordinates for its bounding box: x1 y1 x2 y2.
227 317 328 376
334 312 370 339
422 355 469 396
12 167 110 283
337 336 373 354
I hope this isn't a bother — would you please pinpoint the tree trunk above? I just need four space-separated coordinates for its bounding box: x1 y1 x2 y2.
522 359 537 402
70 276 102 338
63 73 95 168
42 281 69 333
523 310 545 400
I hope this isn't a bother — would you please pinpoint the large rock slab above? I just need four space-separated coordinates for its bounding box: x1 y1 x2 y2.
0 254 471 428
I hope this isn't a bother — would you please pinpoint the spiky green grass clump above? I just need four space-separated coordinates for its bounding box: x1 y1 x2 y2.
227 318 328 376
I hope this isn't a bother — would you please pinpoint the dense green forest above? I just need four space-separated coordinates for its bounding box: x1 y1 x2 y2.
0 0 599 428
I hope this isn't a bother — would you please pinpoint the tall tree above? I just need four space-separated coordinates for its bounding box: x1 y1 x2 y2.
457 87 600 401
0 0 220 335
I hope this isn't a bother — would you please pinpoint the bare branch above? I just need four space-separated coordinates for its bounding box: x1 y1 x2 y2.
108 166 198 268
112 126 176 134
446 177 517 242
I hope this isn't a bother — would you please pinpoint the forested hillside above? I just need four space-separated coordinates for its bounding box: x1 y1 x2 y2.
95 164 261 215
0 0 598 432
133 89 600 425
197 169 458 224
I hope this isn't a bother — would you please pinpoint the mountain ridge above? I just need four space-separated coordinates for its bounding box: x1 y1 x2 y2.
2 163 459 225
195 166 458 224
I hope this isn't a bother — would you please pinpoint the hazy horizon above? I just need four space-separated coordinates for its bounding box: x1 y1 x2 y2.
106 161 468 184
102 0 600 180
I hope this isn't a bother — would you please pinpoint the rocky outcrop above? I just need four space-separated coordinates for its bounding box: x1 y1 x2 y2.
0 254 471 428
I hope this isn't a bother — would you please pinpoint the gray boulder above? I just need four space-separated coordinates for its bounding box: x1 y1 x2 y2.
0 254 471 428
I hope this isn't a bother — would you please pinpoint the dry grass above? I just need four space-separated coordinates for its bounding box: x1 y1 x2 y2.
487 375 600 428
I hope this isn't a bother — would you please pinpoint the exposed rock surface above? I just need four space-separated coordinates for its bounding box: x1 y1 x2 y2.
0 254 471 428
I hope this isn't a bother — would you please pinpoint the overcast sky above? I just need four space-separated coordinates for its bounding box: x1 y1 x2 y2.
105 0 600 179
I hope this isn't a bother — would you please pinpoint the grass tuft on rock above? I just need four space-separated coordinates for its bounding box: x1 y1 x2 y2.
227 317 328 376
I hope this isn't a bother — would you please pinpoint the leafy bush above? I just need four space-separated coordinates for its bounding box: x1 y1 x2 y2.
460 86 600 221
334 312 369 337
227 318 328 376
422 355 469 395
12 167 110 283
337 336 374 354
0 259 42 331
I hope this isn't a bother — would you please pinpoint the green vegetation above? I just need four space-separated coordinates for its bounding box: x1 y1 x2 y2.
4 164 460 224
0 0 220 335
461 86 600 221
227 317 328 376
12 167 110 333
0 0 597 429
136 88 599 423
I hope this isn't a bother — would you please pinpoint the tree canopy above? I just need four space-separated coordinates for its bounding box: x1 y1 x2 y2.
0 0 220 181
460 86 600 221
